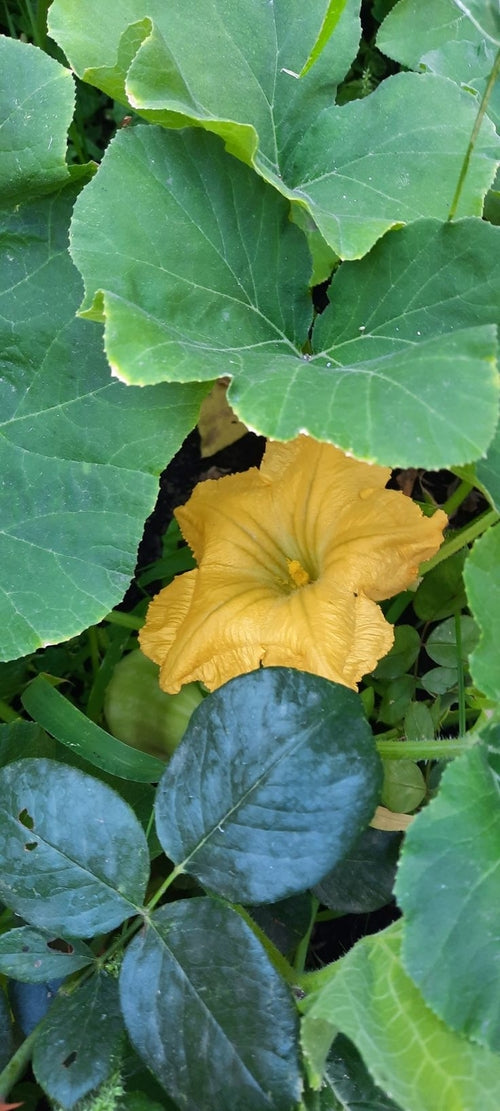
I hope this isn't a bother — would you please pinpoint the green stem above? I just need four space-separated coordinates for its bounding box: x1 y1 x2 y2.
448 46 500 221
0 1028 38 1097
103 611 143 631
376 735 478 760
442 479 473 519
454 614 467 738
293 895 320 975
0 699 21 723
420 510 499 575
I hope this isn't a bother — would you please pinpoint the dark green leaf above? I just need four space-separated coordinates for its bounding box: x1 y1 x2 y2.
372 626 420 680
0 759 149 936
413 551 467 621
326 1033 402 1109
404 702 435 743
313 827 401 914
33 972 124 1108
381 759 426 812
0 927 94 982
249 894 314 956
0 721 55 768
0 985 14 1070
425 615 479 666
155 668 382 905
396 745 500 1051
119 898 301 1111
22 675 165 783
420 666 457 695
378 675 415 725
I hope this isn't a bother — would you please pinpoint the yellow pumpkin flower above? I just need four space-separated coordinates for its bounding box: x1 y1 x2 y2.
140 436 447 693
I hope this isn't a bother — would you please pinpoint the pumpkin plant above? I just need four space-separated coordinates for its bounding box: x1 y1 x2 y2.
0 1 500 1108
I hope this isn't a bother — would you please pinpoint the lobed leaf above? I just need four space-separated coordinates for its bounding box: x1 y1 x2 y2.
0 759 149 936
120 898 301 1111
377 0 500 130
48 0 361 181
0 183 207 662
50 3 498 259
70 121 500 466
32 972 124 1108
154 668 382 905
301 921 500 1110
0 36 73 204
396 745 500 1051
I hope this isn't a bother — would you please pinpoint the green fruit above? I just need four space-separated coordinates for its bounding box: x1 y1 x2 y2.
104 650 203 759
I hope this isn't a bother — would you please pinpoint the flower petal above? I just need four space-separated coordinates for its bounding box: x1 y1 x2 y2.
140 434 446 694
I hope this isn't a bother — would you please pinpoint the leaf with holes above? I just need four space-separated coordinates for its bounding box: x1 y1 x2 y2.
120 898 301 1111
0 759 149 936
32 972 124 1108
0 927 94 983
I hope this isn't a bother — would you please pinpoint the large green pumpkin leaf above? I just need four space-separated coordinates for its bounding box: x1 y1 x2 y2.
301 921 500 1110
72 130 499 466
463 525 500 700
377 0 500 130
120 898 301 1111
0 36 73 203
32 972 124 1108
0 759 149 936
49 3 499 258
154 668 382 905
395 745 500 1052
476 421 500 510
48 0 361 179
0 183 207 662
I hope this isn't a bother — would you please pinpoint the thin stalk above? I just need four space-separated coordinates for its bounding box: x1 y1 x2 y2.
0 1028 38 1098
103 611 143 631
442 479 473 519
0 700 20 723
35 0 51 51
448 46 500 221
293 895 320 974
376 735 478 760
420 509 499 575
454 613 467 737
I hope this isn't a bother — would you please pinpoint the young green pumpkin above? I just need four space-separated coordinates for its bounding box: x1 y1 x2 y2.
104 650 203 759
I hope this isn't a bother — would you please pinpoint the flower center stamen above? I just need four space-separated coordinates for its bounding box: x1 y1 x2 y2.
287 558 310 589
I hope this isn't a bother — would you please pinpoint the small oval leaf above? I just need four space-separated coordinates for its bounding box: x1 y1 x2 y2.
0 759 149 936
0 927 94 983
155 668 382 905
